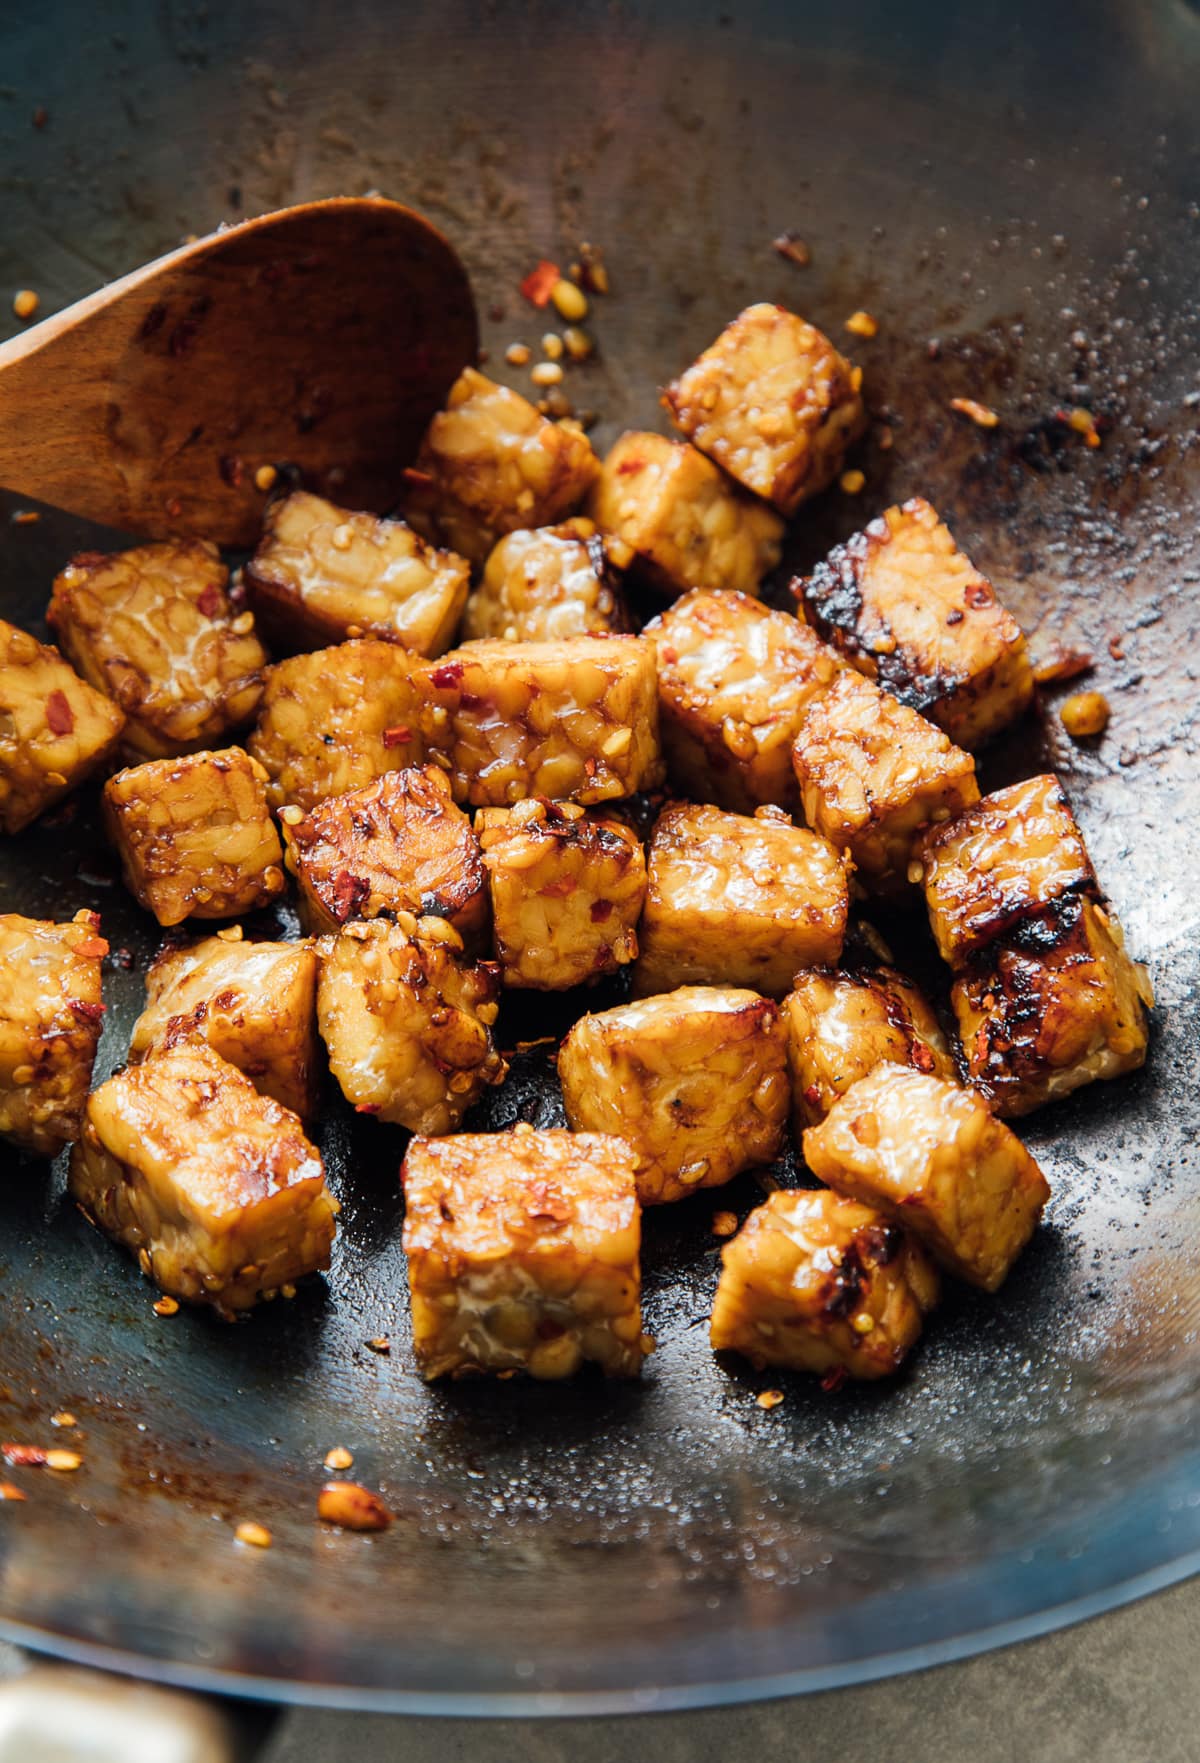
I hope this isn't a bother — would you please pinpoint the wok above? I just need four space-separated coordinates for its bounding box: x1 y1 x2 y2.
1 0 1199 1721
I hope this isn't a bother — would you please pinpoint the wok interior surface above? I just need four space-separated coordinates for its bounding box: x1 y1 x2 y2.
1 0 1199 1712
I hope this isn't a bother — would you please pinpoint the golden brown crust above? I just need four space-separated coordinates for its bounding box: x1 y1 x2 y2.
463 519 628 643
0 619 125 832
0 910 107 1156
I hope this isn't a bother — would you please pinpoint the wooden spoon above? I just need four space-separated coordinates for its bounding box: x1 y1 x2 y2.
0 197 477 547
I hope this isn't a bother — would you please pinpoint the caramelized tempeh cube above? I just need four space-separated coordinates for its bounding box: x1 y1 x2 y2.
586 431 783 599
130 934 319 1119
463 519 628 643
247 638 423 813
634 802 848 998
951 894 1153 1117
69 1041 337 1314
558 986 789 1204
418 635 662 806
662 303 866 514
795 498 1034 748
0 619 125 832
243 491 469 656
803 1063 1050 1291
0 911 107 1156
317 915 506 1134
404 367 600 564
47 541 266 759
281 764 487 945
793 668 979 894
402 1126 647 1380
710 1188 939 1380
477 799 646 989
103 748 285 926
647 590 845 813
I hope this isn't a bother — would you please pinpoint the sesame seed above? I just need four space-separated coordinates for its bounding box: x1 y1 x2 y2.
531 361 563 387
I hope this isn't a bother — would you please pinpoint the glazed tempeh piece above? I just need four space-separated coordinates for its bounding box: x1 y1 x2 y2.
70 1041 337 1315
463 519 628 643
795 498 1034 749
47 540 266 759
710 1188 939 1380
586 431 783 599
402 1126 647 1380
662 303 866 514
418 635 662 806
129 933 320 1120
243 490 469 656
803 1063 1050 1292
558 985 789 1205
281 764 487 944
633 802 848 999
646 589 846 813
103 748 285 926
0 620 125 833
0 910 107 1157
477 799 646 989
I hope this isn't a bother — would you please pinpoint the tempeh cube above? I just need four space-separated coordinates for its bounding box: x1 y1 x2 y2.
795 498 1034 749
477 799 646 989
403 367 600 565
803 1063 1050 1291
586 431 783 599
463 518 628 643
129 933 319 1120
793 668 979 894
918 773 1096 968
951 894 1153 1117
281 764 487 945
103 748 285 926
246 638 423 813
316 914 506 1134
646 589 845 813
783 964 956 1131
418 635 663 806
0 910 107 1156
0 619 125 832
709 1188 939 1380
662 303 866 514
401 1125 647 1380
558 985 789 1204
243 490 469 656
47 540 267 759
634 801 848 999
69 1040 337 1315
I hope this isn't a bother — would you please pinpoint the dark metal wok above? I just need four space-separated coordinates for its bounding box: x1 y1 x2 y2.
1 0 1199 1718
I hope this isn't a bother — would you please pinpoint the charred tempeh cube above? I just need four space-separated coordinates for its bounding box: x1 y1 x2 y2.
403 367 600 565
281 764 487 945
47 540 267 759
793 668 979 894
634 802 848 999
647 589 845 813
558 985 789 1205
317 914 506 1134
477 799 646 989
0 910 107 1157
795 498 1034 749
243 491 469 657
783 964 956 1131
662 303 866 515
103 748 286 926
0 619 125 833
247 638 424 813
951 894 1153 1117
69 1041 337 1315
402 1126 647 1380
918 773 1097 968
130 933 319 1120
586 431 783 599
418 635 662 807
709 1188 939 1380
803 1063 1050 1291
463 519 628 643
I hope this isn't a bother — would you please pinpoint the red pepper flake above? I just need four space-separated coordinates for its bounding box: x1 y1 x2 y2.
820 1367 847 1394
539 876 578 898
32 106 48 130
803 1082 822 1108
428 661 464 690
218 454 245 489
330 871 370 923
381 725 412 748
910 1042 936 1074
2 1444 47 1467
1033 646 1094 686
1108 634 1126 661
590 899 614 922
11 509 40 526
615 457 644 476
0 1482 27 1501
356 1102 381 1116
365 1335 391 1354
74 937 110 960
45 689 75 735
196 582 224 618
772 232 810 267
69 999 106 1023
520 259 562 308
165 497 184 519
